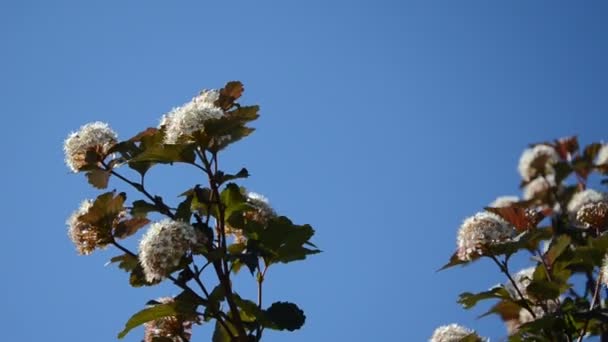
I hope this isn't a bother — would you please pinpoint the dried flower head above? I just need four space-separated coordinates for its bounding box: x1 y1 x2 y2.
225 191 276 244
162 89 224 144
523 174 555 201
577 202 608 229
143 297 193 342
504 266 535 300
66 199 120 255
457 212 516 261
139 219 197 282
596 143 608 166
567 189 608 218
63 121 118 172
518 145 559 182
490 196 520 208
430 324 483 342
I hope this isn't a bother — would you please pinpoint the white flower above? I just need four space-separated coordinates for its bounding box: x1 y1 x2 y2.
601 255 608 287
490 196 519 208
457 212 516 261
430 324 482 342
162 89 224 144
66 199 118 255
518 301 558 326
143 297 192 342
567 189 608 217
596 144 608 165
518 145 559 182
225 191 276 244
139 219 197 282
523 174 555 201
504 266 535 300
63 121 118 172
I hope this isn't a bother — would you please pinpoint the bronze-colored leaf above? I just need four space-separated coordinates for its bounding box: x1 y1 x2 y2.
114 218 150 239
485 206 544 232
86 169 111 189
215 81 244 110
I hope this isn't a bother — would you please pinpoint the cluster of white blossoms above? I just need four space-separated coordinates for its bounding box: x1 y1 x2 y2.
457 212 516 261
489 195 519 208
567 189 608 226
518 144 560 182
139 219 198 282
504 266 535 300
430 324 483 342
225 191 276 244
601 255 608 287
577 202 608 229
523 174 555 201
63 121 118 172
160 89 225 144
143 297 192 342
596 143 608 166
66 199 120 255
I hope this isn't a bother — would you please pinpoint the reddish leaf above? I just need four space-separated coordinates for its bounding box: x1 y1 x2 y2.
129 128 158 142
216 81 244 110
114 218 150 239
553 136 579 160
485 206 545 232
86 169 111 189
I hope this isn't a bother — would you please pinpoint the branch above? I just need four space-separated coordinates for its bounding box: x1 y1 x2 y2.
490 255 537 319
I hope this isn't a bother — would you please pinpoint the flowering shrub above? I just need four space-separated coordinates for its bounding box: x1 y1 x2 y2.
435 137 608 341
63 82 319 341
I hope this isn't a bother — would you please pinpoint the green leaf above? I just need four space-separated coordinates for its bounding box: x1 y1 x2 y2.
527 279 565 300
117 303 178 339
130 143 196 165
478 299 521 321
212 320 235 342
234 294 265 323
86 169 111 189
176 195 193 222
216 168 249 185
108 254 139 272
264 302 306 331
545 235 571 265
131 200 158 218
438 251 471 271
458 287 511 310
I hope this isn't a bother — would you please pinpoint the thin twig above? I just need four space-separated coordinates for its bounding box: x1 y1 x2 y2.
490 255 537 319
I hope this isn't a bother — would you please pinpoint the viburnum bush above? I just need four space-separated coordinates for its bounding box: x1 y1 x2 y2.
63 82 320 341
433 137 608 341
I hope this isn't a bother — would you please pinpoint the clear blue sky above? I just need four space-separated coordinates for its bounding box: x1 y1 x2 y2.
1 0 607 341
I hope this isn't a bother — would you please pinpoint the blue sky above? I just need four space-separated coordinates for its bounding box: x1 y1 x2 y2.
1 0 608 341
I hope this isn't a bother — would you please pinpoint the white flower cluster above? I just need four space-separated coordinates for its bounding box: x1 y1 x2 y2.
489 196 519 208
523 174 555 201
567 189 608 217
601 255 608 287
66 200 96 255
457 212 515 261
517 301 558 327
596 144 608 166
518 145 559 182
143 297 192 342
63 121 118 172
430 324 481 342
160 89 225 144
504 266 535 300
66 199 120 255
225 191 276 244
139 219 198 282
